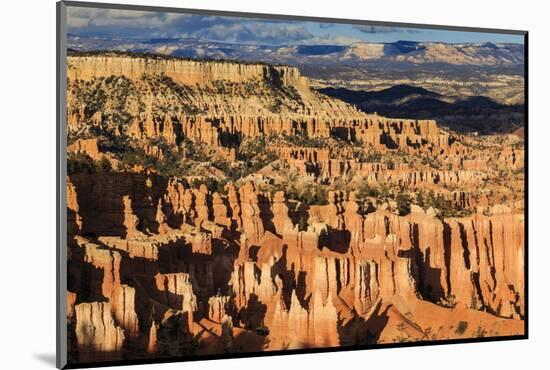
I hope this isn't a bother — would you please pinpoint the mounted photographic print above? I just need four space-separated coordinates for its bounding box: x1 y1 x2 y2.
56 1 527 368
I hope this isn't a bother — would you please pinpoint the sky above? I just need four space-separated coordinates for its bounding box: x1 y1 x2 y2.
67 7 524 45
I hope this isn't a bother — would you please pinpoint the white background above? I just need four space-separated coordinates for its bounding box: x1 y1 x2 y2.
0 0 546 368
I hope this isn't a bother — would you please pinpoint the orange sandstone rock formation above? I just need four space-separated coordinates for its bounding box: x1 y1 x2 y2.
65 53 524 364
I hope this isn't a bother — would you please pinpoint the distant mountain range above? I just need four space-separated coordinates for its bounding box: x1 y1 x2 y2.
319 84 525 134
68 35 524 67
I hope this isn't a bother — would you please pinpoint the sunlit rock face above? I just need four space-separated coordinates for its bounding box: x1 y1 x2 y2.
66 53 525 364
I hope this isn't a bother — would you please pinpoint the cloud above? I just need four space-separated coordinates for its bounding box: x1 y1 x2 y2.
67 8 235 37
186 22 313 44
67 7 432 46
67 8 187 29
353 25 421 34
67 7 315 45
303 34 363 45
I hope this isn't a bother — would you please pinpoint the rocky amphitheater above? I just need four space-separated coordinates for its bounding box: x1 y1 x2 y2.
65 52 525 364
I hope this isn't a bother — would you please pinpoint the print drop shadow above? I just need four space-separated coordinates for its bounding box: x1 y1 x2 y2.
33 353 56 367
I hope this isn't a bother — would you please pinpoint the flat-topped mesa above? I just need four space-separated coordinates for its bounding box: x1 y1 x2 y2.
67 55 310 90
66 54 361 126
67 54 453 155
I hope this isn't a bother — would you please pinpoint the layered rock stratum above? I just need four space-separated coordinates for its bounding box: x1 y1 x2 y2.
66 53 525 364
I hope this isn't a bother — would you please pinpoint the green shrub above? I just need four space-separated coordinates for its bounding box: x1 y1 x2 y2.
396 192 411 216
439 294 457 308
357 182 379 199
67 152 96 175
97 156 112 172
67 153 112 175
474 326 487 338
455 321 468 335
297 214 308 231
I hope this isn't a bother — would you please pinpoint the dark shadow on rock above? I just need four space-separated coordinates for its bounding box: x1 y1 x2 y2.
248 245 260 261
325 228 351 254
68 244 108 304
287 200 309 227
238 294 267 331
412 240 445 303
231 330 269 353
337 300 390 347
258 193 276 235
458 221 471 270
442 221 452 295
295 270 310 309
70 173 126 237
362 301 391 344
271 245 297 309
